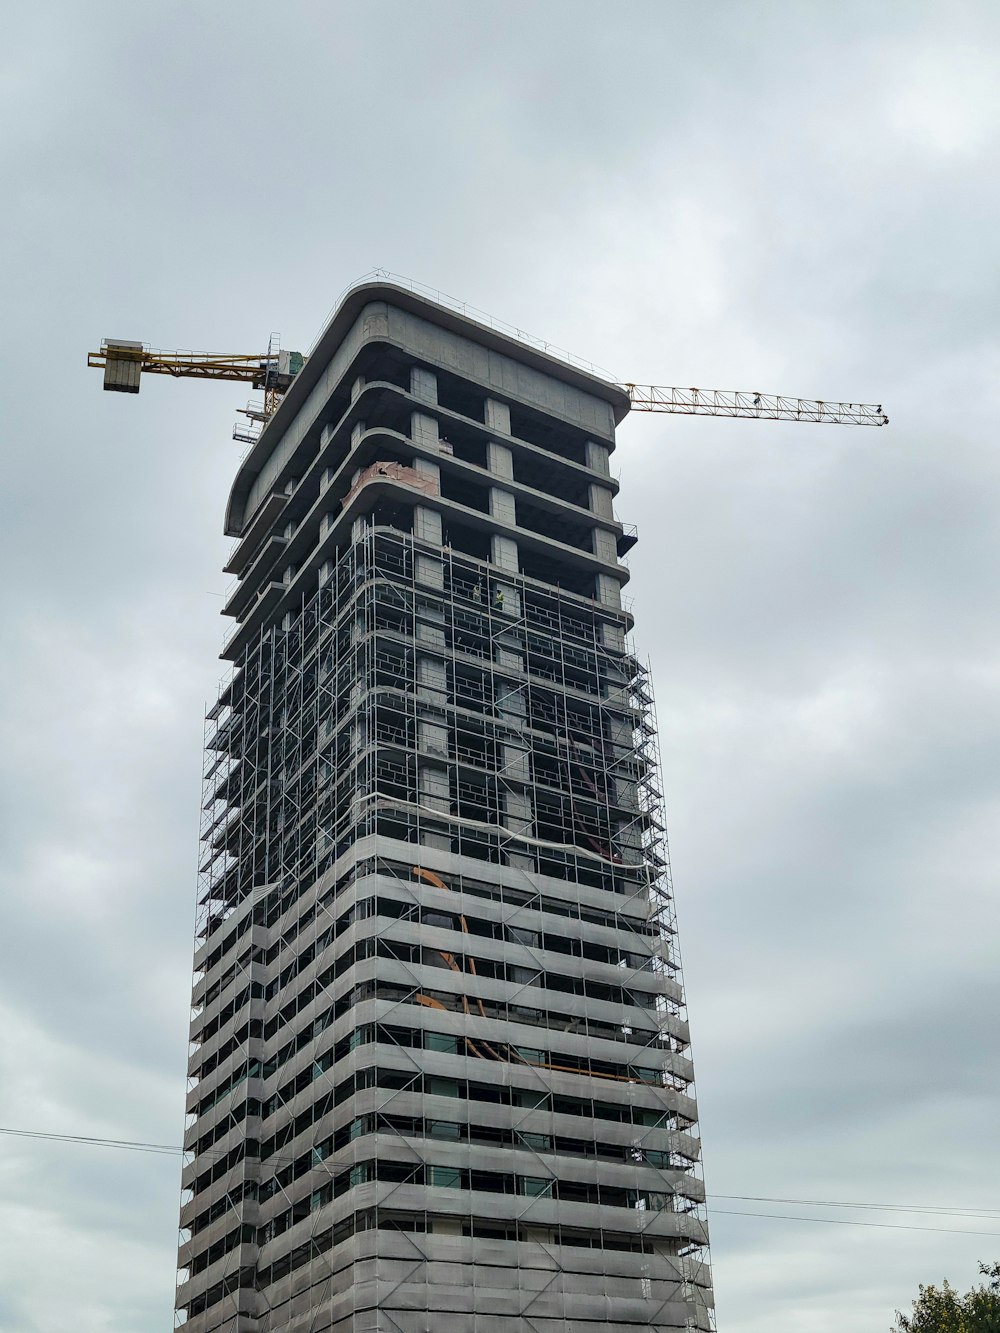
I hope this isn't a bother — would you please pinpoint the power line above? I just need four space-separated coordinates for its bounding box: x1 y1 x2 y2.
711 1208 1000 1238
711 1193 1000 1220
0 1127 181 1156
2 1124 998 1238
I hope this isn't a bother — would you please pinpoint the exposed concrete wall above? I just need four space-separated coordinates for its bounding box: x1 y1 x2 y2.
385 304 617 441
235 300 621 535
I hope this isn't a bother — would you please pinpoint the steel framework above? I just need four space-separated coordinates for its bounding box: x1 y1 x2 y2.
178 527 714 1331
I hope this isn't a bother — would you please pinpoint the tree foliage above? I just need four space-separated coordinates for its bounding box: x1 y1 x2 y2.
893 1263 1000 1332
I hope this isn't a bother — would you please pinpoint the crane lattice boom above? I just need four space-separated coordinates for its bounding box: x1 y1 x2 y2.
88 340 888 428
623 384 888 426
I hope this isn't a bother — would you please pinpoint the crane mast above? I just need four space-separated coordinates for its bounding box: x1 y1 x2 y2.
88 339 888 428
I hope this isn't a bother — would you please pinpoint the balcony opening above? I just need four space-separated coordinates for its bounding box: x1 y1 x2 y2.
508 404 587 467
442 519 492 563
435 370 486 424
439 471 491 515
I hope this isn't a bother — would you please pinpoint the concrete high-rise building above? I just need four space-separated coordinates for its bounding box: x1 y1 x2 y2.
177 281 714 1333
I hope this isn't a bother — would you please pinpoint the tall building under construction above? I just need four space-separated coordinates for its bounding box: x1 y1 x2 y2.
177 282 714 1332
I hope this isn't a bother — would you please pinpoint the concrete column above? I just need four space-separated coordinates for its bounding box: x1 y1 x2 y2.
501 743 530 784
485 397 511 435
351 421 365 448
415 552 444 589
415 617 446 648
418 718 449 758
607 712 634 750
504 788 533 836
411 411 439 448
592 527 618 563
496 681 526 721
491 533 518 573
487 433 519 574
411 366 438 404
596 572 623 609
616 821 644 862
489 487 516 526
588 482 614 519
585 440 611 477
416 655 448 703
487 440 514 480
413 506 442 545
418 763 450 814
414 491 446 590
600 622 626 654
413 457 441 485
494 631 523 672
491 579 520 620
350 375 365 402
614 773 640 811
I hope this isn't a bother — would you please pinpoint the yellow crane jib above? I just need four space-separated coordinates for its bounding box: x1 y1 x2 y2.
87 340 306 407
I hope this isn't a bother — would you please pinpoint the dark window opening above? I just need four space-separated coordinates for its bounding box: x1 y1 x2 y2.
366 500 413 534
512 453 591 508
434 370 486 424
516 498 594 553
518 547 594 597
442 520 492 563
439 472 491 515
508 404 588 467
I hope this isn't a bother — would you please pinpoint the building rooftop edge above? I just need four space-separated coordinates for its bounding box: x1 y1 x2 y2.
230 281 632 533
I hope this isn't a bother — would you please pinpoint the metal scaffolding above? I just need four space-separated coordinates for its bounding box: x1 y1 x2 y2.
178 523 714 1332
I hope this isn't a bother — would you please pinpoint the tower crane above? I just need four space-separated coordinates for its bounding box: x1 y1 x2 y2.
87 338 888 429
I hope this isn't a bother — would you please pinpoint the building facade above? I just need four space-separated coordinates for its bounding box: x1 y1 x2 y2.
176 283 714 1332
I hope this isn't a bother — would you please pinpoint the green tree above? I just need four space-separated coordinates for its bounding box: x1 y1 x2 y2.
893 1263 1000 1332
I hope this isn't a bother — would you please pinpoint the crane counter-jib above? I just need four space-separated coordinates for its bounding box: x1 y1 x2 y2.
88 341 305 397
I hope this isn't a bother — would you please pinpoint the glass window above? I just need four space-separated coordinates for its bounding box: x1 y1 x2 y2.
507 926 539 947
512 1089 548 1110
520 1176 553 1198
428 1166 462 1189
517 1131 552 1151
512 1046 545 1065
425 1031 459 1054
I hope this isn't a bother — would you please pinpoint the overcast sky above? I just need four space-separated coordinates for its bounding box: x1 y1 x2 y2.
2 2 999 1330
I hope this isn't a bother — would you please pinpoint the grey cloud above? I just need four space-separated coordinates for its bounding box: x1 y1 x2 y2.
2 2 999 1330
